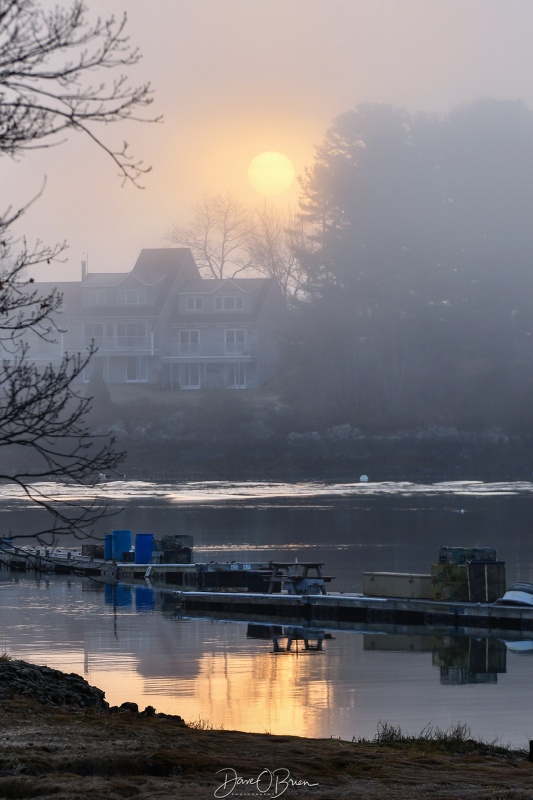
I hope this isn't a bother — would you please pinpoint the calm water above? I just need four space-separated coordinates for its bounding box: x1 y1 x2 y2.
1 479 533 746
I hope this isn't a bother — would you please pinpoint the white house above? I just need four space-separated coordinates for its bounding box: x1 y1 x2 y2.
26 248 284 391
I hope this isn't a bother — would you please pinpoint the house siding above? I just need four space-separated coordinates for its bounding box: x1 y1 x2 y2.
27 250 284 392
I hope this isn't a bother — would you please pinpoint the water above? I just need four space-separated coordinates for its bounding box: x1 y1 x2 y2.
1 479 533 746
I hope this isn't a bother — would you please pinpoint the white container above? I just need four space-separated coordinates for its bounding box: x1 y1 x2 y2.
363 571 432 599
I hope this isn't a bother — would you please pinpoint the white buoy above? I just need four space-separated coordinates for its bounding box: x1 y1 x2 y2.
359 474 369 482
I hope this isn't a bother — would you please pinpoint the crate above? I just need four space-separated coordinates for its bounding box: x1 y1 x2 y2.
431 561 506 602
431 563 468 583
438 546 497 565
81 544 104 558
467 561 506 603
431 582 470 602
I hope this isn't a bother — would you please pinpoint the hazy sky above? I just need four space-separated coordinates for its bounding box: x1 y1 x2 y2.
4 0 533 280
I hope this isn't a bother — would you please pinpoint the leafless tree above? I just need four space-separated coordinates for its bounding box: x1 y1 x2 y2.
0 0 158 184
0 210 125 539
247 201 307 303
168 193 308 301
167 193 256 279
0 0 157 539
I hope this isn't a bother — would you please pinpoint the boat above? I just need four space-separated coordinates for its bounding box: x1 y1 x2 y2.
496 582 533 606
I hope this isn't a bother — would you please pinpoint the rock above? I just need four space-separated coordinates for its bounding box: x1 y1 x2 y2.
329 424 352 440
0 660 190 725
119 701 139 713
0 659 108 710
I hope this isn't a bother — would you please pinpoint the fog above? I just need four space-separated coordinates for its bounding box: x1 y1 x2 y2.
3 0 533 279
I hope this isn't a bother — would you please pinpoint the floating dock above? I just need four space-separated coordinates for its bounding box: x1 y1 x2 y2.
0 546 115 577
170 589 533 634
3 543 533 634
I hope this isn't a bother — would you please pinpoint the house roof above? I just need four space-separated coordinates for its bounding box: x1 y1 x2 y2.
82 273 125 287
179 277 267 294
29 254 282 327
28 281 81 315
170 278 277 325
132 248 197 279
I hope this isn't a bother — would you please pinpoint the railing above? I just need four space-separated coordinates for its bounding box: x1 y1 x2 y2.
62 335 155 352
23 335 255 359
174 343 257 357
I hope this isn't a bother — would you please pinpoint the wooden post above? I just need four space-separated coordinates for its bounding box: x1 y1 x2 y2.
529 740 533 762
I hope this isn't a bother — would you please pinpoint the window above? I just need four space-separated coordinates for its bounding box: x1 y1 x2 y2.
225 329 245 353
126 356 147 382
116 322 146 337
226 363 246 388
181 364 200 388
84 323 104 340
215 295 244 311
186 296 203 311
118 288 147 305
116 322 146 347
179 329 199 353
88 289 107 305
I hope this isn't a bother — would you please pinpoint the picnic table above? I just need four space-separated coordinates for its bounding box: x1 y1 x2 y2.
265 562 332 595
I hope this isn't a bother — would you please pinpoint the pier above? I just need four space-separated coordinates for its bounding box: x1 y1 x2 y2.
169 589 533 634
2 540 533 635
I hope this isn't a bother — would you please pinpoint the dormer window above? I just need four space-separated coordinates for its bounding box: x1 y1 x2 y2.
88 289 107 305
118 288 147 305
215 295 244 311
186 296 203 311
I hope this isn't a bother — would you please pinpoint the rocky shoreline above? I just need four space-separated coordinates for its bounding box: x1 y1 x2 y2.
1 658 532 799
120 425 533 484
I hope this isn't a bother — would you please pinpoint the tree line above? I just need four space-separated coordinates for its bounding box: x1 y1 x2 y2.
289 99 533 432
171 99 533 434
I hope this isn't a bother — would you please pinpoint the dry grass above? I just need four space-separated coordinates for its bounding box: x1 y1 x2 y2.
0 699 532 800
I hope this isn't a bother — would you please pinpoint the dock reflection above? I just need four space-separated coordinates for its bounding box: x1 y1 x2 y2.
95 577 522 686
364 632 507 684
246 624 333 653
96 578 527 685
4 569 533 743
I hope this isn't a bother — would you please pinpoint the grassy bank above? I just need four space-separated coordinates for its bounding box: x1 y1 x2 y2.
0 659 532 800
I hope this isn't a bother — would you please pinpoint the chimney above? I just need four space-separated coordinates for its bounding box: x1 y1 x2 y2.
81 259 87 281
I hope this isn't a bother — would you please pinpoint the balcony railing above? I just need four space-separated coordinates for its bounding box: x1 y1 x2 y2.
173 342 257 358
62 335 155 353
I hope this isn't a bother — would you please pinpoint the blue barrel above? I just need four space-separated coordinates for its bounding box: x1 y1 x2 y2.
135 586 154 612
103 534 112 560
104 584 132 607
112 529 132 561
135 532 155 564
114 585 132 607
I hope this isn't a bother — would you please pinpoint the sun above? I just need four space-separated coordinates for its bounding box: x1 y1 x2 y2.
247 151 296 195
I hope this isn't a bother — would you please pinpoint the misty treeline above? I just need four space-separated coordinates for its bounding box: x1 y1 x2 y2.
281 99 533 433
0 0 155 536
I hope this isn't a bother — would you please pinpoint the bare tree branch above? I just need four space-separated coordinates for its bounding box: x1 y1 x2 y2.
248 201 307 303
0 0 161 538
167 193 256 279
0 0 160 185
